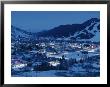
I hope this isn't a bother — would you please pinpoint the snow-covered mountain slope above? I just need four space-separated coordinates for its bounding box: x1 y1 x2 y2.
11 25 36 42
11 25 32 38
73 20 100 42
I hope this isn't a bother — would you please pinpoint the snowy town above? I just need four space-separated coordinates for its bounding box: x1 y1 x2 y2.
11 37 100 77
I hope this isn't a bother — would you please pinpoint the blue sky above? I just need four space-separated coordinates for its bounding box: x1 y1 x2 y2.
11 11 100 32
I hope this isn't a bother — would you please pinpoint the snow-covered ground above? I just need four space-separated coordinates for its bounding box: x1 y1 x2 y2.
12 70 63 77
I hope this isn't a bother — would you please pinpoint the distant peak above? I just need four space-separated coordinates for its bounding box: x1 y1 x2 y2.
82 18 99 27
89 18 100 22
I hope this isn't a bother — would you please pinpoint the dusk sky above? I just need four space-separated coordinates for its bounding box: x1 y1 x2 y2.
11 11 100 32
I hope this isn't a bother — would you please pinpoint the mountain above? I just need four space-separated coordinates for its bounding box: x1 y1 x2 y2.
36 24 82 37
73 18 100 41
11 25 32 37
11 25 37 41
11 18 100 42
37 18 100 42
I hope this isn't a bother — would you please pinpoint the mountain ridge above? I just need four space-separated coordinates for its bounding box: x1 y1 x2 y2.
11 18 100 42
